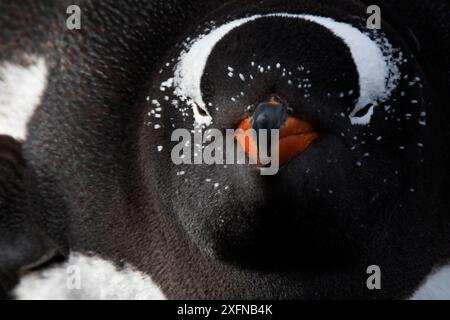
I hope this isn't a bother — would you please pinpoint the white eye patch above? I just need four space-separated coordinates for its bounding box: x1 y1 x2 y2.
173 13 402 126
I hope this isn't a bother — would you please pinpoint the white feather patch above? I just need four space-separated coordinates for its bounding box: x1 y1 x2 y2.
410 264 450 300
0 56 48 140
14 253 166 300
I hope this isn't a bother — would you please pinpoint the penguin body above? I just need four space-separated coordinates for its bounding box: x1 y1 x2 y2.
0 0 450 299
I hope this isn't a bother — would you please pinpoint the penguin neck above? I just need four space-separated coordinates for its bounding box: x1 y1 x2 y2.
119 174 447 299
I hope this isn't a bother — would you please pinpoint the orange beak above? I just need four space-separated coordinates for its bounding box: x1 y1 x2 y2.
235 116 318 166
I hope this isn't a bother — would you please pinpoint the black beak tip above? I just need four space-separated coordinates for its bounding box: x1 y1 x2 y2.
251 102 288 132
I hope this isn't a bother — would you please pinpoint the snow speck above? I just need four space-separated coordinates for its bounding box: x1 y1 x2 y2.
160 78 174 91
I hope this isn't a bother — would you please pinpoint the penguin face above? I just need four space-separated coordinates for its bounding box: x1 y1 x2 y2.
138 1 436 266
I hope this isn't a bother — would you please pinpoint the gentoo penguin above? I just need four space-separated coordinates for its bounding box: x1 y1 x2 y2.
0 0 449 300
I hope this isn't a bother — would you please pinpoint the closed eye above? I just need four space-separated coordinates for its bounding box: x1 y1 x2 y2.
353 103 375 118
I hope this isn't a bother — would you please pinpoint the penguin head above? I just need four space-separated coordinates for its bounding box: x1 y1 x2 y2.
137 1 440 268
